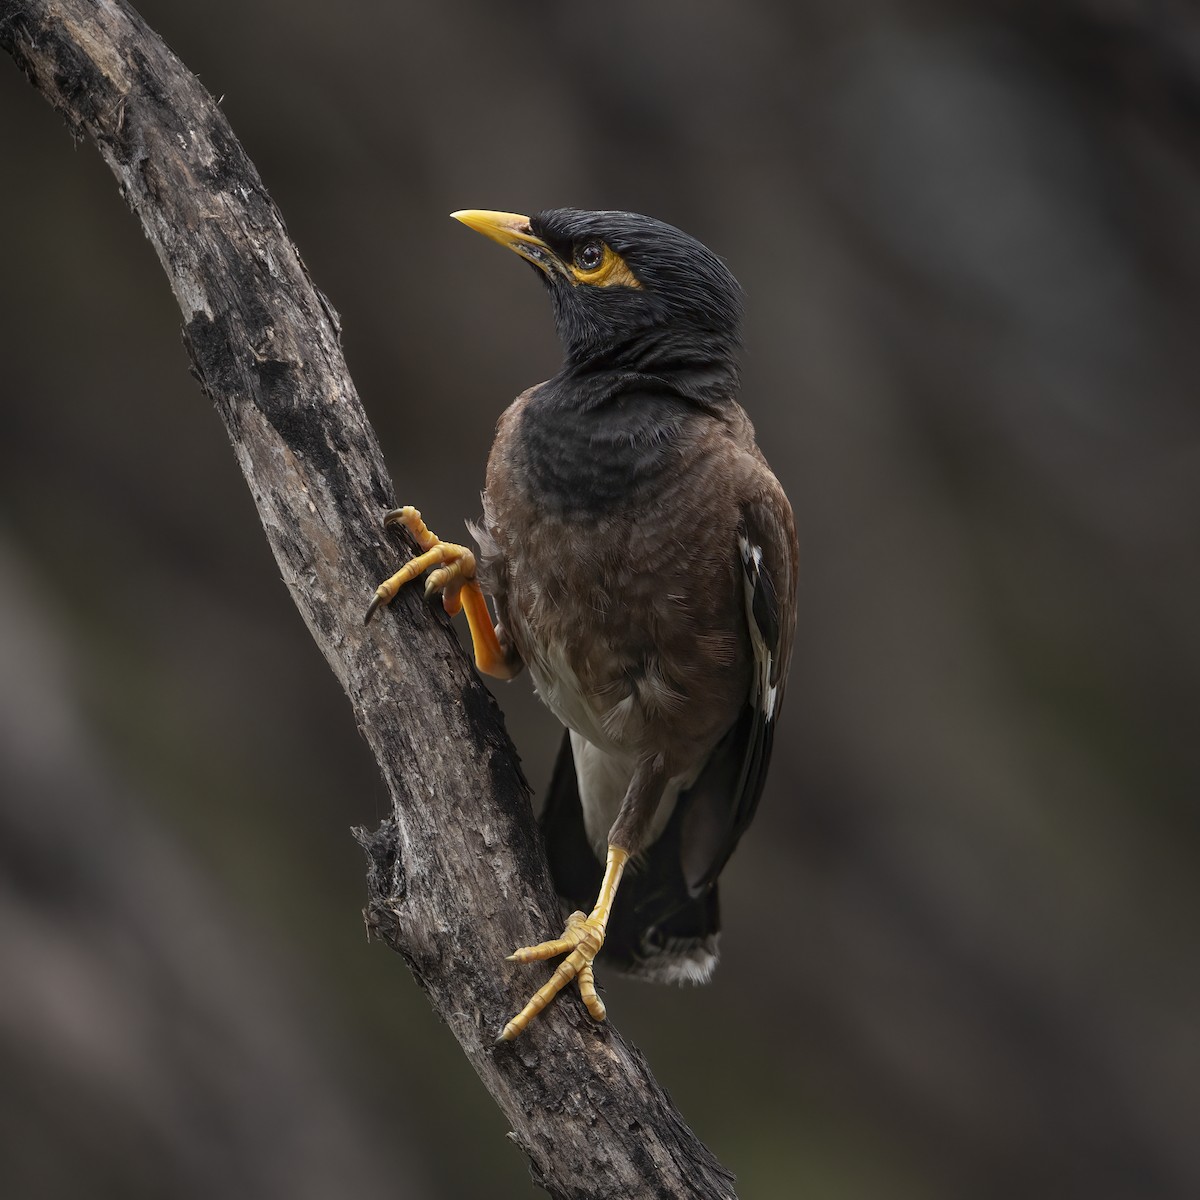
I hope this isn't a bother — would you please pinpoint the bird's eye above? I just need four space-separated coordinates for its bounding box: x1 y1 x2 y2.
574 240 605 272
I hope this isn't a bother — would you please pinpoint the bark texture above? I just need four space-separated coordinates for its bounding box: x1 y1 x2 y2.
0 1 735 1195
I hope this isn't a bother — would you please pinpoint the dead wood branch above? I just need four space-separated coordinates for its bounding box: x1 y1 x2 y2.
0 0 736 1195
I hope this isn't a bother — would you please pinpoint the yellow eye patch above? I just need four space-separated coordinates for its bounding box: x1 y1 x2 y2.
569 244 643 289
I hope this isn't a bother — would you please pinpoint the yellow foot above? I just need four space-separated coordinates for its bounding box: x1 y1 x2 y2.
498 845 629 1042
498 911 608 1042
364 505 519 680
364 506 477 623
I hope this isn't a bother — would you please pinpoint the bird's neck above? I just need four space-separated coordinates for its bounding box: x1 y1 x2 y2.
562 328 740 413
516 378 707 518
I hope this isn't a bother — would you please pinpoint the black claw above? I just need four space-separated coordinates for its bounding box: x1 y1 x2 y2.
364 594 384 624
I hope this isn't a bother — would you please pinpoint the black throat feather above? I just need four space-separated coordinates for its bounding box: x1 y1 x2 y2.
513 339 737 520
513 381 694 518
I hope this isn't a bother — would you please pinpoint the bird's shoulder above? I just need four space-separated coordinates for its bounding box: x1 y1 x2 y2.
485 383 543 489
703 401 797 579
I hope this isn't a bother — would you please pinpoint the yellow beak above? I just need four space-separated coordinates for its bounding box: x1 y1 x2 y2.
451 209 568 279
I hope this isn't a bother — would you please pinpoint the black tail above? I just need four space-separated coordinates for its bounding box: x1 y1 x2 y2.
539 732 720 984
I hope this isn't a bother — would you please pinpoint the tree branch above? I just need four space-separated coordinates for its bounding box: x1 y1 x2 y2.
0 0 736 1195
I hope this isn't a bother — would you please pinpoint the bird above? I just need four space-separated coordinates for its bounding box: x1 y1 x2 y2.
366 208 797 1042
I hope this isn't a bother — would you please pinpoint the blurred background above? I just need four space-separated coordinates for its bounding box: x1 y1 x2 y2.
2 1 1199 1196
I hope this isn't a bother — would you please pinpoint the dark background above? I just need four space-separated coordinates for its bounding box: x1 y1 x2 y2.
2 2 1198 1197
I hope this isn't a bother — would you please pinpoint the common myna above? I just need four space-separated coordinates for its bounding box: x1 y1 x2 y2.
367 208 797 1041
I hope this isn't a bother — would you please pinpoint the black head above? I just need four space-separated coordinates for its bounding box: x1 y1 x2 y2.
452 208 743 397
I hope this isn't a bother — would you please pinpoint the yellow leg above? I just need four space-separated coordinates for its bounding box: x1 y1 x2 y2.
365 506 518 680
458 579 519 679
499 846 629 1042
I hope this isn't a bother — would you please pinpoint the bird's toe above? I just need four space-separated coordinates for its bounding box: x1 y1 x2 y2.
499 912 607 1041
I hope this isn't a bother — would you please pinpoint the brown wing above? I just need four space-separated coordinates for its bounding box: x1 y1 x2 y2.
680 472 798 892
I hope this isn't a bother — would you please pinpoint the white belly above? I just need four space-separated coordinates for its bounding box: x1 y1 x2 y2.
523 633 699 856
569 731 700 857
525 645 618 756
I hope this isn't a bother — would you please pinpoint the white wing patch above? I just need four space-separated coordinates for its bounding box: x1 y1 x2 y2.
739 532 778 719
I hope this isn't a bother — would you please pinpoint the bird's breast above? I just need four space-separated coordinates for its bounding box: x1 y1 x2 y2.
482 383 756 766
495 495 749 767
